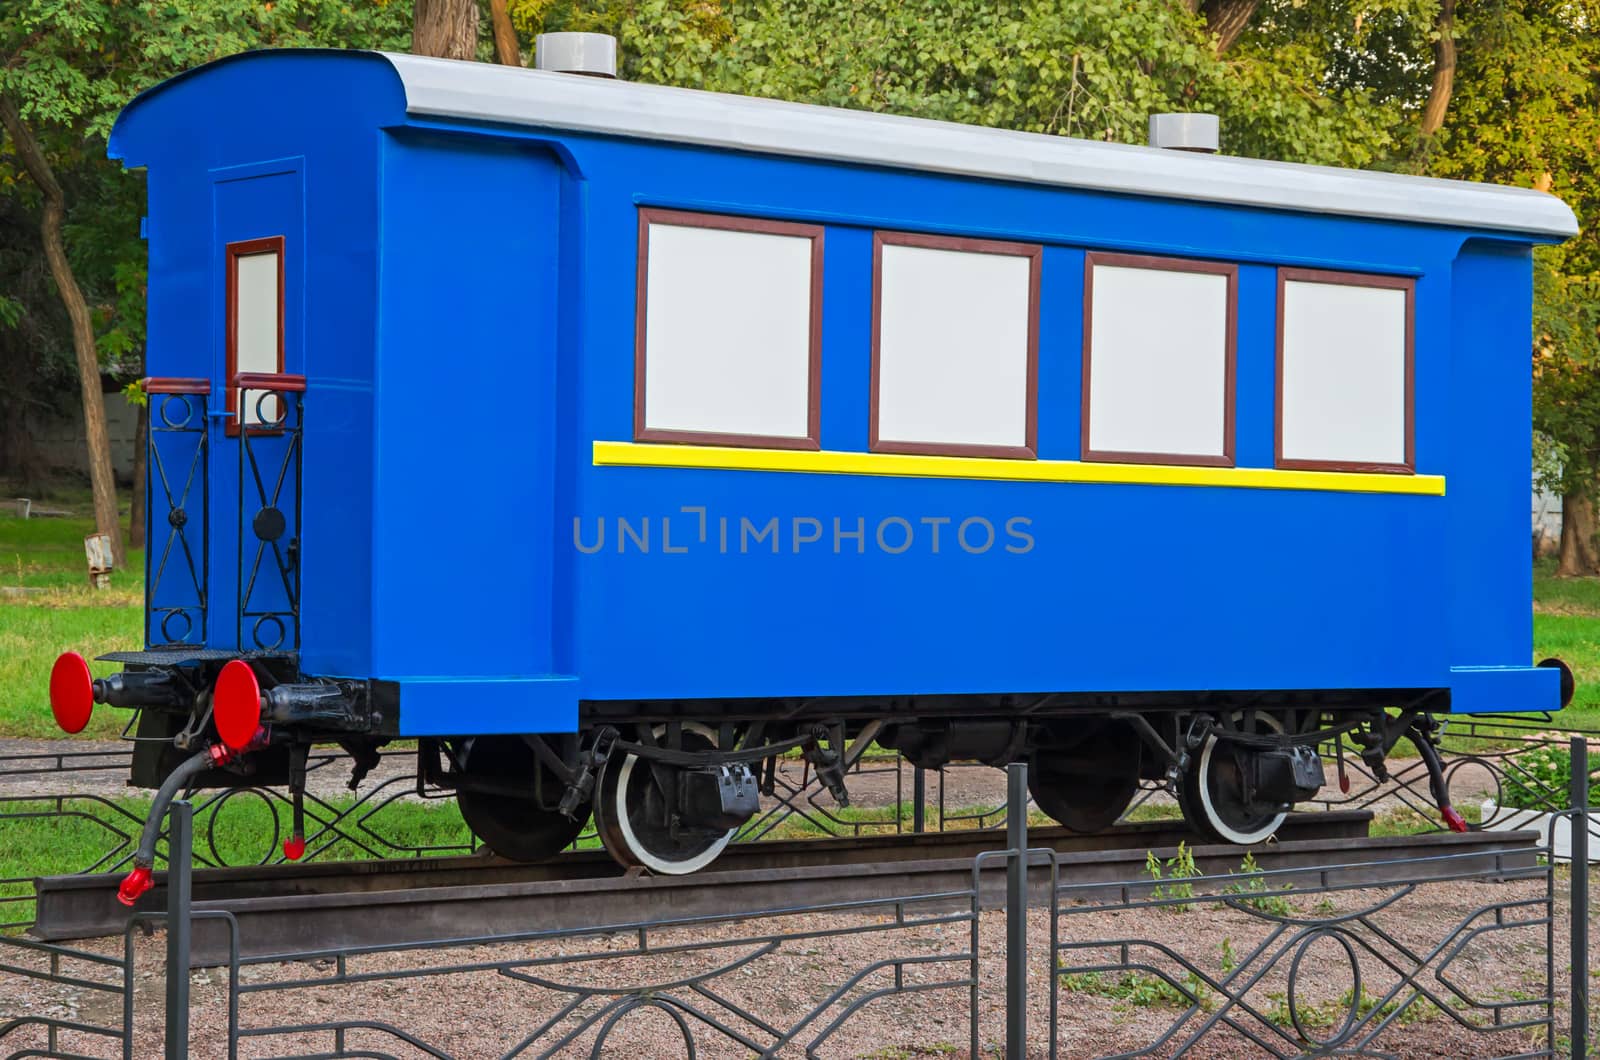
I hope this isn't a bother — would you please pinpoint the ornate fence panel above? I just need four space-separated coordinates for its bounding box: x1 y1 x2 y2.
1 736 1591 1058
1309 714 1600 846
1050 843 1559 1057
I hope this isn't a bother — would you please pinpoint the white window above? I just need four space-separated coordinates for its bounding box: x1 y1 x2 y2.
1083 254 1235 466
226 237 284 432
872 233 1039 457
636 210 822 448
1277 269 1413 471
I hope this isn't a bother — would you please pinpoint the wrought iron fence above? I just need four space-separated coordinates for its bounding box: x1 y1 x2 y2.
1309 713 1600 844
0 743 1021 889
1 738 1591 1058
6 714 1594 894
1052 834 1560 1057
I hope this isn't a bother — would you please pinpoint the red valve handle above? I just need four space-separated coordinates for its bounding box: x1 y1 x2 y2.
116 865 154 907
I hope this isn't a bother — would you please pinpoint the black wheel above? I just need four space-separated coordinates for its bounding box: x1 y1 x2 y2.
1178 711 1288 845
594 723 733 874
1028 722 1141 833
457 736 587 862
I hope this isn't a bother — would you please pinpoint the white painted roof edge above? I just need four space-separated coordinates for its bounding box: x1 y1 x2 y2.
380 51 1579 240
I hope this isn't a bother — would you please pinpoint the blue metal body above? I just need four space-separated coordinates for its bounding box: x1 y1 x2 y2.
110 50 1562 737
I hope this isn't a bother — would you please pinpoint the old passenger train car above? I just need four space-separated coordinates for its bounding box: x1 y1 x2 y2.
49 39 1578 887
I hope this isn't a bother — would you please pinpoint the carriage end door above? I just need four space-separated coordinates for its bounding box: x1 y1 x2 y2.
211 161 304 654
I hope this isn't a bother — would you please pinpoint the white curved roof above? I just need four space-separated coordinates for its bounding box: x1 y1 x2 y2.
381 52 1578 240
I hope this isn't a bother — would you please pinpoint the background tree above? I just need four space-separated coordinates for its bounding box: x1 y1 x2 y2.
0 96 124 563
415 0 480 59
1230 0 1600 572
513 0 1401 167
6 0 1596 573
1424 1 1600 573
0 0 410 556
489 0 524 65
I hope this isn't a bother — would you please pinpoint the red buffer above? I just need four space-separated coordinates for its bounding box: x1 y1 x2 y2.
49 651 94 735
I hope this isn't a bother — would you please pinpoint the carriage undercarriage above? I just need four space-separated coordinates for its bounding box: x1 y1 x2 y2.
50 647 1504 882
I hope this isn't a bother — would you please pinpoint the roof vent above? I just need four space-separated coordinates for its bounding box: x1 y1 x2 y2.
534 32 618 78
1148 113 1219 153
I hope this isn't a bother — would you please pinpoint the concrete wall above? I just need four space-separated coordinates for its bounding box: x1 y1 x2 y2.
35 393 141 486
1534 483 1562 557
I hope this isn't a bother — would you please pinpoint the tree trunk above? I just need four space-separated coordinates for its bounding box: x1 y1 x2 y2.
489 0 521 66
1558 490 1600 577
1417 0 1457 140
413 0 479 59
0 95 125 565
129 400 147 550
1201 0 1262 55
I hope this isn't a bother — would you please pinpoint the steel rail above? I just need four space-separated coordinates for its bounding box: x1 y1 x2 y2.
26 811 1543 969
32 811 1371 940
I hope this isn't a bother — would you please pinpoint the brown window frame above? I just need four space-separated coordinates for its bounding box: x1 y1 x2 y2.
1081 251 1238 468
633 208 825 451
869 230 1042 460
224 236 286 438
1275 267 1416 475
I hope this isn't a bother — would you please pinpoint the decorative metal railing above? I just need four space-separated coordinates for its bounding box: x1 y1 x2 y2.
234 373 304 653
0 746 1588 1059
1309 712 1600 842
1050 836 1561 1057
142 379 211 646
3 716 1596 893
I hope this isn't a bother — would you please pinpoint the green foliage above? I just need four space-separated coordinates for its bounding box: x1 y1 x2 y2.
1533 255 1600 495
1264 985 1443 1037
6 0 1593 489
4 0 1600 504
1059 937 1239 1015
537 0 1400 167
1059 968 1210 1012
1498 741 1598 811
1224 850 1296 915
1 1 412 138
0 0 412 406
1423 2 1600 501
1145 841 1199 912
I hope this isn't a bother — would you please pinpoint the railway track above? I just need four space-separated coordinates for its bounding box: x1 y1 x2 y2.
29 810 1540 966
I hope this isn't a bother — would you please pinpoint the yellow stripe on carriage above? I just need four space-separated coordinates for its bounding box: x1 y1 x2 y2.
592 442 1447 496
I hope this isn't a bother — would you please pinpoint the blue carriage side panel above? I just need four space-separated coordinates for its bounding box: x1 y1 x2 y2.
110 52 403 677
370 129 576 734
558 133 1466 704
1446 240 1556 711
108 50 1575 734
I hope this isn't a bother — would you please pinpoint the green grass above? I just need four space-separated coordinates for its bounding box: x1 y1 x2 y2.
0 790 490 928
0 493 143 738
1534 558 1600 719
1366 802 1484 838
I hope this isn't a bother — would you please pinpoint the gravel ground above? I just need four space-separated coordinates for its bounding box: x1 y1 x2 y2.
2 871 1591 1058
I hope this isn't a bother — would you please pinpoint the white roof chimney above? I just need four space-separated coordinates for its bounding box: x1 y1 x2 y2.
1148 113 1219 153
534 32 618 78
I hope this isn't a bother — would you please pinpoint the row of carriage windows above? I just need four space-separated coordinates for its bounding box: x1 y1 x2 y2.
635 208 1416 474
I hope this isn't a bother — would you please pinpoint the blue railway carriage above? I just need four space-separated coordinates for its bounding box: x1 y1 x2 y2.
48 43 1579 888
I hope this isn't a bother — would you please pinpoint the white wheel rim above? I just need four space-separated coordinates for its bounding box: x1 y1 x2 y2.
1196 713 1289 845
610 722 733 875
